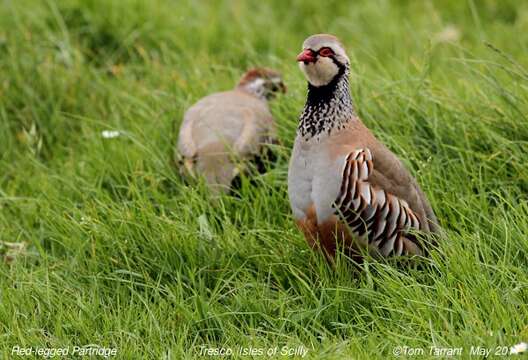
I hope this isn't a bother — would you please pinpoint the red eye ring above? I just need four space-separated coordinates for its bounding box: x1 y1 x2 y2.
318 47 334 57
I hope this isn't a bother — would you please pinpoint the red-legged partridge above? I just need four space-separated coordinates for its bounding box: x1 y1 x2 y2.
288 34 438 260
177 68 286 194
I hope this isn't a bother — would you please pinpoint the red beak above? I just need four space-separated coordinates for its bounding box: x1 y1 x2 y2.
297 49 316 63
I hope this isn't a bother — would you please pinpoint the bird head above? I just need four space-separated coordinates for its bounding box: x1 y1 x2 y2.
297 34 349 87
237 68 286 100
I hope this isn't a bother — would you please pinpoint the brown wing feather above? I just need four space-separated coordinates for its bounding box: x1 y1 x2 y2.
333 120 438 233
368 146 438 233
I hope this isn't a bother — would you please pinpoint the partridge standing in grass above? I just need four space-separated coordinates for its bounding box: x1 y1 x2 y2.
177 68 286 194
288 34 438 260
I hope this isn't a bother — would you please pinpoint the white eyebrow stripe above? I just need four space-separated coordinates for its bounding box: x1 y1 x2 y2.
303 41 337 51
247 78 266 89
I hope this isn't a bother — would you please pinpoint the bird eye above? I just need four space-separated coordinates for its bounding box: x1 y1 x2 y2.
318 47 334 57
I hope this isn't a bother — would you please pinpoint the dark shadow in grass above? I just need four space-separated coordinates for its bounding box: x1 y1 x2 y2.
318 230 444 283
57 6 143 67
170 144 281 200
228 145 280 198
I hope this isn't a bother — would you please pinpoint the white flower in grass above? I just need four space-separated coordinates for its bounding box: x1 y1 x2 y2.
510 342 528 355
101 130 121 139
434 25 461 43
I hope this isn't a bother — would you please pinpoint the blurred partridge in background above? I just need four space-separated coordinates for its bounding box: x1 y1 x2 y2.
177 68 286 194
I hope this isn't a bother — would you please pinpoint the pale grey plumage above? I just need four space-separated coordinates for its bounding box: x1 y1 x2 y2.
177 68 285 194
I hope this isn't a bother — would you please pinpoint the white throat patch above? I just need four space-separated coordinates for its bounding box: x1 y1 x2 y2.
299 57 339 87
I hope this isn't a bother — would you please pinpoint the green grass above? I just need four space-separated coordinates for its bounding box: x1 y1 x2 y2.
1 0 528 358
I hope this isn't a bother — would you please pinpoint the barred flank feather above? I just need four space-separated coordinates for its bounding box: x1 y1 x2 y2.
333 149 423 256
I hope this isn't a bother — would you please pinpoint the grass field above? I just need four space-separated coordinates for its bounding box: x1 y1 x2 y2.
1 0 528 358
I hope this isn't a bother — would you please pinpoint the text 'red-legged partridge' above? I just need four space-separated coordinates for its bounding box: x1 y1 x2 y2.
177 68 286 194
288 34 438 260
